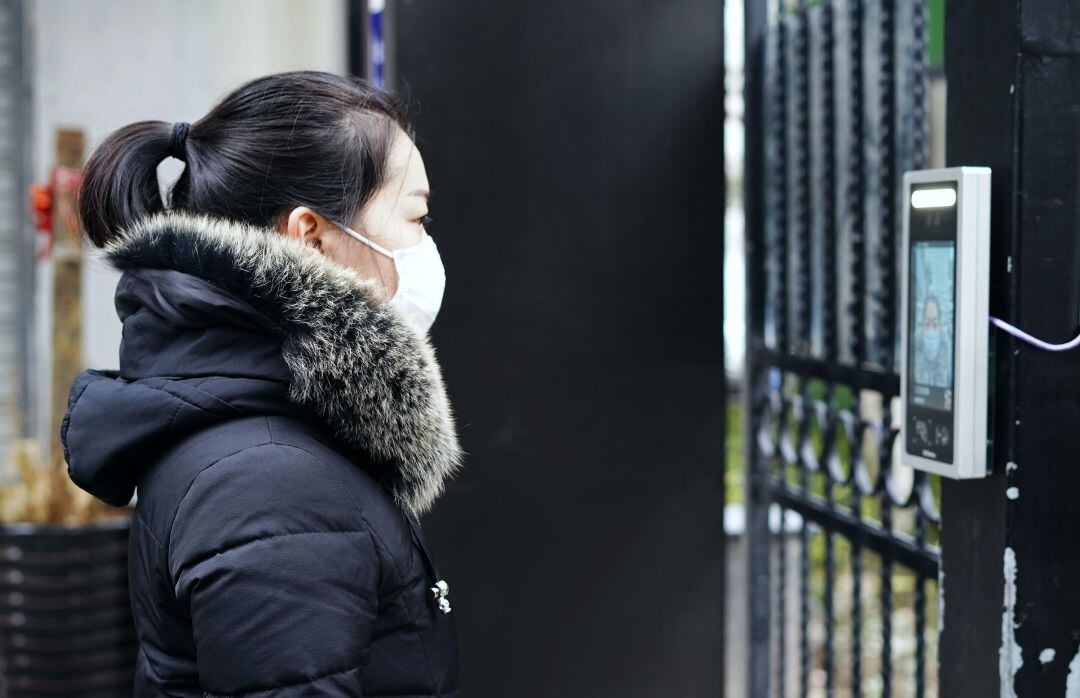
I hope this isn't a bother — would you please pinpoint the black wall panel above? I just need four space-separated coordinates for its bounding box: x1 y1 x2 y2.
394 2 725 695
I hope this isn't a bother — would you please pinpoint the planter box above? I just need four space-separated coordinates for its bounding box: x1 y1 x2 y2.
0 515 136 697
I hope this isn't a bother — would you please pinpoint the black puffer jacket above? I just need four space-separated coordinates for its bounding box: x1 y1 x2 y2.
61 211 464 697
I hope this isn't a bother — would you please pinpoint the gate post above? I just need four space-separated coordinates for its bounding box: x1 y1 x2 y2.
942 0 1080 695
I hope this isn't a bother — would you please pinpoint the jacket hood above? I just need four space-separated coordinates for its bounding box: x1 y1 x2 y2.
61 210 463 517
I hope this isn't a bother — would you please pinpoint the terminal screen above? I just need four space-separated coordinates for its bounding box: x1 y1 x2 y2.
905 184 958 463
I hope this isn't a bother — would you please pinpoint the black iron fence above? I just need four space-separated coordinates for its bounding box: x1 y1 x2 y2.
743 0 936 695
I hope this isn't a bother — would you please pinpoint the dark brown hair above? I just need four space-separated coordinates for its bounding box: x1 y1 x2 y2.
78 70 413 247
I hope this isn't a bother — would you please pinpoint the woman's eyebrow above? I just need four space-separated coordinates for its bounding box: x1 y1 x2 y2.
408 188 431 201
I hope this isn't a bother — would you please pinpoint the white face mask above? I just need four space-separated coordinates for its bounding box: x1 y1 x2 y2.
337 223 446 335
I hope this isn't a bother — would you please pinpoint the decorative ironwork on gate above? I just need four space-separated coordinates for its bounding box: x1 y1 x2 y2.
744 0 937 695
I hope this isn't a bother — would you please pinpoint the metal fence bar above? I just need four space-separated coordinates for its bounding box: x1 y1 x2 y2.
841 2 867 688
753 350 899 393
819 1 838 691
772 16 789 355
915 496 928 698
743 0 770 692
794 5 812 360
777 511 788 698
792 5 815 696
875 2 898 694
778 11 794 692
768 485 938 578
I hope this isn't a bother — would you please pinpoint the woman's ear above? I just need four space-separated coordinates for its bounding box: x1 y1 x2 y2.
285 206 327 253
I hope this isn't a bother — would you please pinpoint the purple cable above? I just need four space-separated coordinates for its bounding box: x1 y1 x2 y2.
989 316 1080 352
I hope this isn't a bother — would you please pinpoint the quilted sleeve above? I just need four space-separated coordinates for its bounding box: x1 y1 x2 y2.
168 443 379 696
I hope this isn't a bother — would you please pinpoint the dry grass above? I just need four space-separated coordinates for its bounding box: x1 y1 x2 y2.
0 438 130 526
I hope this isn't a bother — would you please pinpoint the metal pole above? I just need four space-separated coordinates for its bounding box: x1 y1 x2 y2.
743 0 769 695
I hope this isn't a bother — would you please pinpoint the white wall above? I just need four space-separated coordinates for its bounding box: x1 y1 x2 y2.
27 0 348 448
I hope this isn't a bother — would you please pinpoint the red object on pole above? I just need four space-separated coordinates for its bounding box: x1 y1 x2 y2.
29 181 53 260
30 165 84 262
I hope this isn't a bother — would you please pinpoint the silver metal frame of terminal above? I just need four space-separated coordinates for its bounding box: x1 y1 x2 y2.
899 166 992 479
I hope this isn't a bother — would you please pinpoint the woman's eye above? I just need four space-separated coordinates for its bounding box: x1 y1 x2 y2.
419 214 434 228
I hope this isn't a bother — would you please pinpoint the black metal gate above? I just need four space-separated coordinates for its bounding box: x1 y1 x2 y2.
743 1 937 695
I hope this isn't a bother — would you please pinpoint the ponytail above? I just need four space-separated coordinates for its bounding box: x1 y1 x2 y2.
76 71 413 250
78 120 183 247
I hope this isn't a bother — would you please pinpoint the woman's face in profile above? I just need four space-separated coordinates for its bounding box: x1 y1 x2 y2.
285 124 432 299
338 127 432 296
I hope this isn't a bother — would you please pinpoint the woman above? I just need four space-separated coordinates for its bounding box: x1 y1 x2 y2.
60 70 464 697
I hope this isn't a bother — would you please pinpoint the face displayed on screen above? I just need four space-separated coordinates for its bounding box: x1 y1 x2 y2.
910 242 955 409
916 296 946 384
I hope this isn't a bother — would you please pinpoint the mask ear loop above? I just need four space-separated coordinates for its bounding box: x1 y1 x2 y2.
989 316 1080 352
339 223 396 259
336 222 399 302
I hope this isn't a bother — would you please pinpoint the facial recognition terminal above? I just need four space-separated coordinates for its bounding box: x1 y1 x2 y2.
900 167 991 479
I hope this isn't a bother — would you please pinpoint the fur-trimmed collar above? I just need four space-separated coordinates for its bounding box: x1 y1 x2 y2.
100 209 463 517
